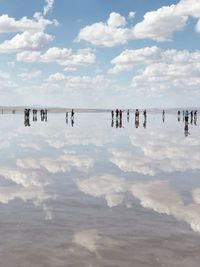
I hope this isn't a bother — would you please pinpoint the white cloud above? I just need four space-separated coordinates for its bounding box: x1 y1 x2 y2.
43 0 55 16
109 46 200 94
77 0 200 46
17 47 96 70
128 11 136 19
47 74 115 90
0 31 54 53
107 12 127 27
76 12 131 47
133 5 188 41
0 13 56 34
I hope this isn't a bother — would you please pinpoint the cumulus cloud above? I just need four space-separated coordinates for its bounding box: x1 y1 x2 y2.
0 13 55 34
77 174 200 233
47 74 115 90
0 31 54 53
17 47 96 70
109 46 200 94
77 0 200 46
76 12 132 47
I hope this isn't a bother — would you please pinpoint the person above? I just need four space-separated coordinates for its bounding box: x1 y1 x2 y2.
194 110 198 126
71 109 74 119
135 109 139 128
177 110 181 122
185 110 189 123
116 109 119 118
119 110 122 119
162 110 165 122
111 110 114 120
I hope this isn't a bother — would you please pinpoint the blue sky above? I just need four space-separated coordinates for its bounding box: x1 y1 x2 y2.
0 0 200 108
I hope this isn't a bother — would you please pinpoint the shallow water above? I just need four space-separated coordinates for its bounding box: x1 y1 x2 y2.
0 112 200 267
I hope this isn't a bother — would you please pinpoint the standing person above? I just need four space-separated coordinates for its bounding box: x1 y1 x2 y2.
162 110 165 122
177 110 181 122
185 110 189 123
116 109 119 118
143 110 147 128
111 110 114 120
71 109 74 119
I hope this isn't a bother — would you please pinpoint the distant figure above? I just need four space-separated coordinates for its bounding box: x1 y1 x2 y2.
162 110 165 122
127 109 130 122
194 110 198 126
71 109 74 119
185 110 189 123
116 109 119 118
177 110 181 122
143 110 147 128
24 109 31 127
33 109 37 122
111 110 114 120
119 110 122 119
135 109 140 128
66 112 68 119
190 111 193 125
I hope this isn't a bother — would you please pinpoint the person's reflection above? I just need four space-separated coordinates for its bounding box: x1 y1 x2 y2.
71 117 74 127
184 121 190 137
116 118 119 128
111 119 114 127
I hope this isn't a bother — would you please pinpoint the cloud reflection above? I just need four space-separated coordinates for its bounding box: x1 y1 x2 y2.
78 174 200 233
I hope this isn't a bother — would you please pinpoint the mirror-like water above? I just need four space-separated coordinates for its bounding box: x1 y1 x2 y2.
0 111 200 267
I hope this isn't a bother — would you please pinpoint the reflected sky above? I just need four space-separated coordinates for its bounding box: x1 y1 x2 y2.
0 111 200 267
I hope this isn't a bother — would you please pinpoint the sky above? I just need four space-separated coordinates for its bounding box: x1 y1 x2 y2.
0 0 200 108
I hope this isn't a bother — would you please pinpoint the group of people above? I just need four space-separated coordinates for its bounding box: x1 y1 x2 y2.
180 110 198 137
24 109 48 127
111 109 147 129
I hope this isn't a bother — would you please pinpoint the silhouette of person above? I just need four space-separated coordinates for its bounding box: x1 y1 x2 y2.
185 110 189 123
135 109 140 128
71 109 74 119
116 109 119 118
111 110 114 120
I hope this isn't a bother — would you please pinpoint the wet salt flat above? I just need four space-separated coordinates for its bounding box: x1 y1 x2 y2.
0 111 200 267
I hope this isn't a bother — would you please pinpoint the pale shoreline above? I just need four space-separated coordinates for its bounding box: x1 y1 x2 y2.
0 106 199 114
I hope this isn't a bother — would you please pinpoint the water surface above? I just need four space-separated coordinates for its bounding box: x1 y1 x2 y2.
0 111 200 267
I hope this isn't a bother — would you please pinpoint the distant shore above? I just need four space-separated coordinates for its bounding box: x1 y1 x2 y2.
0 106 199 114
